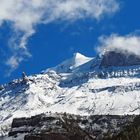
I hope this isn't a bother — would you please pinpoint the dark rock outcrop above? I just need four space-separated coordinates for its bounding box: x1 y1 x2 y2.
103 116 140 140
24 133 69 140
0 85 4 90
100 51 140 68
24 133 88 140
8 113 136 140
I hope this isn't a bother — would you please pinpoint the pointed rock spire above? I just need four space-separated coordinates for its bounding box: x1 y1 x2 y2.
22 72 28 83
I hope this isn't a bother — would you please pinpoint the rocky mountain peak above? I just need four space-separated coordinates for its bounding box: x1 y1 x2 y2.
2 50 140 137
100 50 140 68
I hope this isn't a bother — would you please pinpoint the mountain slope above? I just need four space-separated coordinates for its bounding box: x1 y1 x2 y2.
1 51 140 136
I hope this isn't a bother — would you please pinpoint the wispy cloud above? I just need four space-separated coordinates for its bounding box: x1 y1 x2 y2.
97 34 140 56
0 0 120 74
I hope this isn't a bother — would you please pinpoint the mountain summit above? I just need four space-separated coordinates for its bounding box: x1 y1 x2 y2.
48 52 92 73
100 50 140 67
1 51 140 136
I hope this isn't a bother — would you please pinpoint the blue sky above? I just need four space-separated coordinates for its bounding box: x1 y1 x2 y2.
0 0 140 84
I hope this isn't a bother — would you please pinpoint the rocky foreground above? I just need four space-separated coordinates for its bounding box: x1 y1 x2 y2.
2 113 140 140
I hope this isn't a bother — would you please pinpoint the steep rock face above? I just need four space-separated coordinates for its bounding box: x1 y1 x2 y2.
7 113 135 140
100 51 140 67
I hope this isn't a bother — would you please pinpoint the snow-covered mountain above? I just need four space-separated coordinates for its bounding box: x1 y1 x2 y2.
1 50 140 136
